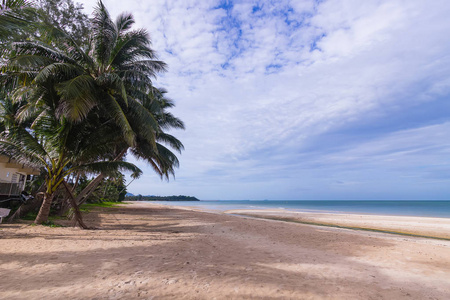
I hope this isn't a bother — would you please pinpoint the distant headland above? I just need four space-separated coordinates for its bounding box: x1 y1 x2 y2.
125 194 199 201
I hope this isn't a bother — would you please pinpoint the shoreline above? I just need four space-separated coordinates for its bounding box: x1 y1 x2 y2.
140 199 450 219
233 214 450 241
227 210 450 240
1 201 449 299
146 202 450 240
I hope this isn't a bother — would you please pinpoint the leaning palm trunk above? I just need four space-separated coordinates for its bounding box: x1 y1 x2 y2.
62 173 105 219
75 173 105 206
75 149 127 206
63 181 88 229
63 150 127 218
71 173 81 192
34 193 54 224
59 173 81 215
59 173 81 216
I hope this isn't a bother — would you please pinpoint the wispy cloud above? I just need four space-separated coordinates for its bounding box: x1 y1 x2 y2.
78 0 450 199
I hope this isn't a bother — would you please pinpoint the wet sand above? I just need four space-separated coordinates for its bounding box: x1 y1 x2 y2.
225 209 450 240
0 201 449 299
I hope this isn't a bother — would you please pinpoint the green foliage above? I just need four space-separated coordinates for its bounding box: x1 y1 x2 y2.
41 220 64 227
0 0 36 43
0 0 184 224
79 201 120 212
24 172 46 194
22 211 38 220
21 205 65 220
74 174 127 203
0 0 89 52
81 201 120 208
36 0 89 46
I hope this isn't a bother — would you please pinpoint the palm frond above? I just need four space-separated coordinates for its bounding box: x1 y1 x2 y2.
29 107 51 128
130 142 179 180
0 0 31 10
155 143 180 169
34 62 84 84
74 160 142 179
121 59 167 75
96 72 128 106
55 74 98 121
70 120 125 162
0 0 35 39
35 21 95 68
12 41 79 65
115 12 134 35
92 0 117 69
16 101 40 124
0 125 49 168
157 112 185 130
157 132 184 153
103 91 136 146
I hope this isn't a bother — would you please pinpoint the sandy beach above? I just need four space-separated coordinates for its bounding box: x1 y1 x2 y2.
226 209 450 240
1 201 449 299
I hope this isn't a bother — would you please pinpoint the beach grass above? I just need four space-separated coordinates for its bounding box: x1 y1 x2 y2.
18 202 122 224
79 201 123 212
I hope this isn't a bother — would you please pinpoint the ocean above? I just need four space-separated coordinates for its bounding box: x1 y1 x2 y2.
149 200 450 218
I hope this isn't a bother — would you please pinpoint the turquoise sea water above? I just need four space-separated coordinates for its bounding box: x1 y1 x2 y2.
149 200 450 218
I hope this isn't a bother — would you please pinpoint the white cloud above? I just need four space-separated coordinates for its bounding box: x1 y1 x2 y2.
77 0 450 199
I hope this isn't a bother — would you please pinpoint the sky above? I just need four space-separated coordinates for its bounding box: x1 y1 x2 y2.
77 0 450 200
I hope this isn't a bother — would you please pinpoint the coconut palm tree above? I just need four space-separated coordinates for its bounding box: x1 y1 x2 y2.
0 98 143 224
128 87 184 177
73 87 185 207
1 1 184 223
4 0 166 145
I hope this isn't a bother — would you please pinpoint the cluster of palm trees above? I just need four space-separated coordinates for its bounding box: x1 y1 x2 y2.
0 1 184 226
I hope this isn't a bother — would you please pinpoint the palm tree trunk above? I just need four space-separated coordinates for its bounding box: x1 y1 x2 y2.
71 173 81 192
64 173 104 220
61 172 105 217
59 173 80 216
62 180 88 229
103 178 110 198
74 149 127 206
75 173 105 206
34 192 54 224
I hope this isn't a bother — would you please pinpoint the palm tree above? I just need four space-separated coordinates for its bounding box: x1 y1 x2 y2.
73 87 185 207
0 98 142 224
1 1 184 223
0 0 35 40
4 0 166 144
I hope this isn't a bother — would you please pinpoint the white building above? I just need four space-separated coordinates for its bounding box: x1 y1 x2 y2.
0 155 40 197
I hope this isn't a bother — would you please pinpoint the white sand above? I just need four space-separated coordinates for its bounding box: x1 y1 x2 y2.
0 201 449 299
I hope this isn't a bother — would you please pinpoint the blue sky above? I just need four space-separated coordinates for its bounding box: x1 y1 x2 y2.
78 0 450 200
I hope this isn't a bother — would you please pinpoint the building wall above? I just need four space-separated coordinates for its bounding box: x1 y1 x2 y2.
0 164 11 182
0 156 40 194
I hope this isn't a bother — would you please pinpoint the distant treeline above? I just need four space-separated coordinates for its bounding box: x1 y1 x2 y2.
126 195 199 201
